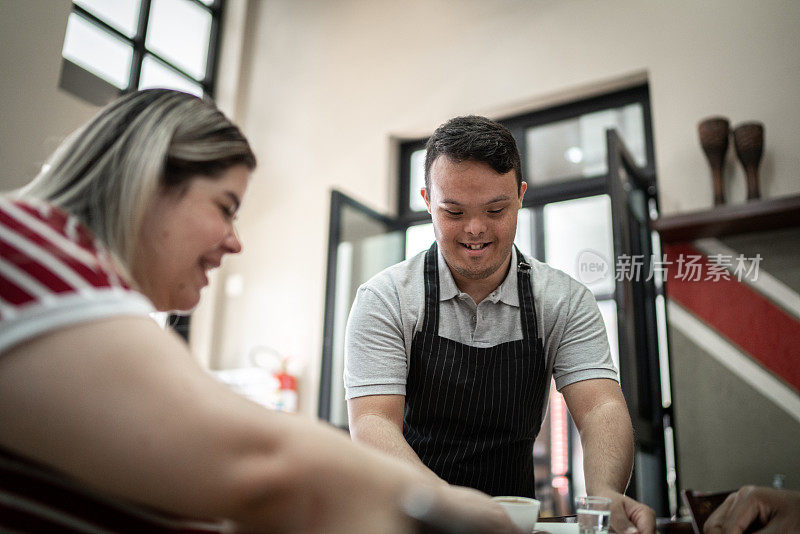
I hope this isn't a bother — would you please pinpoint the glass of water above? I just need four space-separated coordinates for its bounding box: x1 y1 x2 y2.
575 496 611 534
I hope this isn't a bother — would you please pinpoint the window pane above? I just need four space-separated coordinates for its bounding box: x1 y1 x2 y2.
515 207 534 258
543 194 615 296
139 54 203 96
525 103 646 184
62 13 133 89
405 222 434 259
146 0 212 81
409 149 427 212
73 0 141 38
597 299 619 373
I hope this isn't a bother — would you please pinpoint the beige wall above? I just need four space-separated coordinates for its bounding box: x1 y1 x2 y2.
217 0 800 415
0 0 97 190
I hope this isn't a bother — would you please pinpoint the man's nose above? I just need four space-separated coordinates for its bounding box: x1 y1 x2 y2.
464 215 486 236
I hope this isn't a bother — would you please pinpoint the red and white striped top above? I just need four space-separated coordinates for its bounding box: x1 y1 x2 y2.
0 198 226 531
0 197 154 354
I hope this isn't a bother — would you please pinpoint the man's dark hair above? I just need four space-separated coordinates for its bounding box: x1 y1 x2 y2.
424 115 522 191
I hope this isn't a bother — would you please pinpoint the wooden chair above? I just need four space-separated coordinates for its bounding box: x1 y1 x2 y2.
681 489 733 534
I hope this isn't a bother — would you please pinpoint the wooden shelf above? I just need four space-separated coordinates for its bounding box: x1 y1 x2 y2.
653 194 800 243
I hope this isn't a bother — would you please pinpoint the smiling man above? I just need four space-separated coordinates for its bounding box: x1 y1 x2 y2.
344 115 655 534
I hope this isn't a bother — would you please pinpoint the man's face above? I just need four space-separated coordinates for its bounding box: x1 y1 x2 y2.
423 156 526 283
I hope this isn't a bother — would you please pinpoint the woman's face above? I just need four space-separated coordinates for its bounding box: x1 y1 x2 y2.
133 164 250 311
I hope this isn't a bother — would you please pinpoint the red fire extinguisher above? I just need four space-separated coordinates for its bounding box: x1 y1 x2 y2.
273 369 298 413
249 345 299 413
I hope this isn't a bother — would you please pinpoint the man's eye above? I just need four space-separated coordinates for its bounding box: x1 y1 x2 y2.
488 208 505 214
445 210 463 216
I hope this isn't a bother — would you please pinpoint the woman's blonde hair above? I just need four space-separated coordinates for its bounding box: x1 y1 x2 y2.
20 89 256 271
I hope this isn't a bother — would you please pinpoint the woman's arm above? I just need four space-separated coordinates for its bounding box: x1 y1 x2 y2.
0 315 513 533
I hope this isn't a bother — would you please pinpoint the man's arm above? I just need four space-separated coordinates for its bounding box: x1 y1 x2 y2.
562 378 633 494
562 378 655 534
343 282 444 480
348 394 443 482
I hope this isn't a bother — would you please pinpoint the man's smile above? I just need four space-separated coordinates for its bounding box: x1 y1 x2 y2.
461 241 493 256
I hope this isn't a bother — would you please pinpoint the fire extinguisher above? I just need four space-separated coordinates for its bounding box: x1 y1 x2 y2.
273 369 298 413
249 345 298 413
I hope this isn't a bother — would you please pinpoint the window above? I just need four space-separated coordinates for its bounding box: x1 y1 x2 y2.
60 0 222 105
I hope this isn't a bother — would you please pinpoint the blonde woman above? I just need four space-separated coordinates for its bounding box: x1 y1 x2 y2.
0 89 513 533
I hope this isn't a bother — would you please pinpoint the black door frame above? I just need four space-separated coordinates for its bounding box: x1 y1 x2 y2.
607 129 678 515
318 190 403 422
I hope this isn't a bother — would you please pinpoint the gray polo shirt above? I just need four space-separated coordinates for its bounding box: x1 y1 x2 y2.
344 247 618 400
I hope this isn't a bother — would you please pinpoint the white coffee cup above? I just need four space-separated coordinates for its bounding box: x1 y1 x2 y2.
491 496 540 533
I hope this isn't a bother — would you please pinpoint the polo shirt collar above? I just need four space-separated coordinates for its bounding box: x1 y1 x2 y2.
436 246 520 306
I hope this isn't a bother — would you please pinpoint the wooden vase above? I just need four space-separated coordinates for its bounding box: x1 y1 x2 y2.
698 117 730 206
733 122 764 201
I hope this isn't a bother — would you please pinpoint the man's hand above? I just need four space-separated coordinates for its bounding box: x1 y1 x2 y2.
703 486 800 534
597 489 656 534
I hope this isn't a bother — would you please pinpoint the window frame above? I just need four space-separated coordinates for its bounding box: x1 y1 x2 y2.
397 85 654 292
62 0 224 103
398 84 655 224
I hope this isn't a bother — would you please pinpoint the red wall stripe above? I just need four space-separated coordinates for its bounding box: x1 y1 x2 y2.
664 242 800 394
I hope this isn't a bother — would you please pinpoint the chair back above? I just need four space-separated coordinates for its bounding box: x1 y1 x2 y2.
681 489 733 534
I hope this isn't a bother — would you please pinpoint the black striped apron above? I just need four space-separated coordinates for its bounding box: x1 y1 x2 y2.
403 242 548 498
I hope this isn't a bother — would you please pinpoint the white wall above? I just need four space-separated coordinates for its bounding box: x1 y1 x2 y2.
217 0 800 415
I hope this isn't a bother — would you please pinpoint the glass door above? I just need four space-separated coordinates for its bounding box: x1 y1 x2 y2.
319 191 404 428
606 129 677 517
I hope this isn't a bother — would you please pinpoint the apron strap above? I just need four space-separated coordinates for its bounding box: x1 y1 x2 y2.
515 246 540 342
422 241 440 333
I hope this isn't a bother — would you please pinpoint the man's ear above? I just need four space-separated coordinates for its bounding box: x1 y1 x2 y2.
518 181 528 207
421 188 432 214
